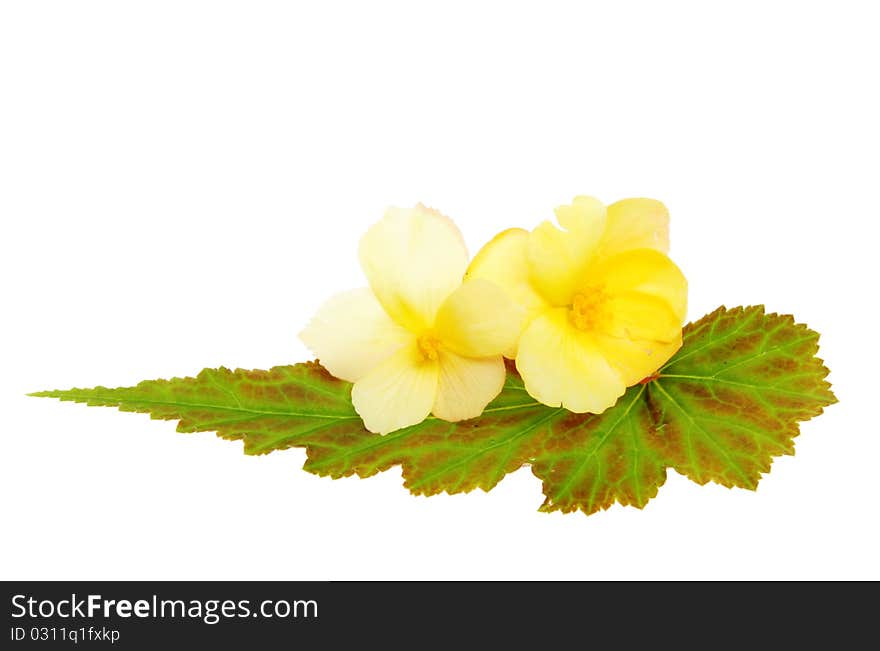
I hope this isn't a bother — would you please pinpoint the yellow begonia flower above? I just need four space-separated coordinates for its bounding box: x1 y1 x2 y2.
300 204 523 435
466 196 687 414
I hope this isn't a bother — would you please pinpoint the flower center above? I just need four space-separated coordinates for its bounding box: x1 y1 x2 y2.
416 333 441 361
570 285 608 331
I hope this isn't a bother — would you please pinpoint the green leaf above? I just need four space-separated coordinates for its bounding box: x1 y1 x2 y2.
32 306 836 514
646 306 837 489
531 384 667 515
32 363 362 455
32 362 557 495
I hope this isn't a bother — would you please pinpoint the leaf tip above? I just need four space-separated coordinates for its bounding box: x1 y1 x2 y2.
27 390 59 398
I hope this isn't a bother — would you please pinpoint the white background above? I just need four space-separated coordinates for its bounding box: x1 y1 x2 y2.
2 1 877 580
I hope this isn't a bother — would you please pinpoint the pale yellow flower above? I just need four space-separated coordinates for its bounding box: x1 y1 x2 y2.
300 204 522 434
466 196 687 414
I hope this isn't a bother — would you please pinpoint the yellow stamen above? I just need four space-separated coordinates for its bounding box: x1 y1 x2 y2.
570 285 608 331
416 333 441 361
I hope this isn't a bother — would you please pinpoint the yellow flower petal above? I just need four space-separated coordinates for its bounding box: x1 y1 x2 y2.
359 204 468 332
602 291 683 342
591 248 688 322
516 308 626 413
527 196 606 306
598 198 670 260
432 349 505 422
465 228 549 355
434 279 524 358
585 248 686 384
592 333 682 386
351 341 439 434
299 288 413 382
